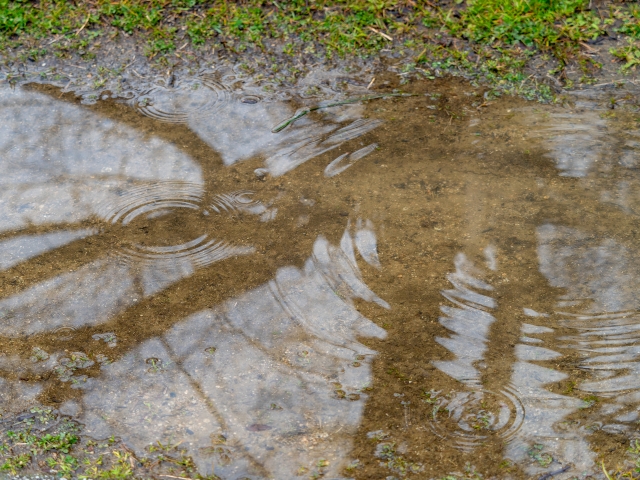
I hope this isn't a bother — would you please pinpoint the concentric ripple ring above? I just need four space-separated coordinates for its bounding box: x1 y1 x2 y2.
96 182 261 267
133 74 231 123
429 386 525 452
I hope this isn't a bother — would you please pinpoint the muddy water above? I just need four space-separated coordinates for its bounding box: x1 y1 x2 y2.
1 74 640 478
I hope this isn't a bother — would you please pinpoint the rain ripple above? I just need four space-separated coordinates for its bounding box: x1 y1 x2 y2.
538 223 640 436
432 249 593 473
133 74 231 123
431 251 525 452
96 181 270 267
65 222 388 479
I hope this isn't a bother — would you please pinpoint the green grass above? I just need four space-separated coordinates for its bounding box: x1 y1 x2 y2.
611 38 640 71
1 453 31 474
0 407 213 479
443 0 603 48
2 1 640 100
37 432 79 453
0 0 608 58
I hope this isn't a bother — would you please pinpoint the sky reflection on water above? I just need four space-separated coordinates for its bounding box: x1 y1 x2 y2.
2 77 640 477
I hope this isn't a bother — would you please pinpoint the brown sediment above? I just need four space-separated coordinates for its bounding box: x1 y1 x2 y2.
1 72 640 478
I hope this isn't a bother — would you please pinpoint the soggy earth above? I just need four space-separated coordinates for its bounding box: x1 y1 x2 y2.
2 69 640 479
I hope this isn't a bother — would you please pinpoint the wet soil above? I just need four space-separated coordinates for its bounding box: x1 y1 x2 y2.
1 3 639 111
2 71 640 478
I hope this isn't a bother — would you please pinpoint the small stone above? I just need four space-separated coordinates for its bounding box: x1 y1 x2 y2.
254 168 269 180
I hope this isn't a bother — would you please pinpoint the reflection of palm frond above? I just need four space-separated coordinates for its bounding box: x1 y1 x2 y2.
434 251 496 388
539 224 640 434
433 247 594 472
0 80 390 478
266 119 382 177
74 228 386 478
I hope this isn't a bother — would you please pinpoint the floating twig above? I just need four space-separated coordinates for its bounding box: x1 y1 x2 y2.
271 93 413 133
538 465 570 480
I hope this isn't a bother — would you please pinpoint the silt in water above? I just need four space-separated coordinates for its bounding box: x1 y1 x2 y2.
0 73 639 478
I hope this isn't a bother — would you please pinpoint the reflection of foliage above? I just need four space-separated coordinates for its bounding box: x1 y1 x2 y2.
373 441 424 477
54 352 94 382
528 444 553 467
29 346 49 363
579 394 599 409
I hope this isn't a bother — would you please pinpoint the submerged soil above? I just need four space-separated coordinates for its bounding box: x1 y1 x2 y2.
1 69 640 479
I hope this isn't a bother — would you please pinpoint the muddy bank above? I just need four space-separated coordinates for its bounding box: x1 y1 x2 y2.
3 0 640 105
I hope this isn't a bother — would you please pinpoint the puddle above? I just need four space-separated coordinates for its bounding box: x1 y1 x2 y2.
2 73 640 478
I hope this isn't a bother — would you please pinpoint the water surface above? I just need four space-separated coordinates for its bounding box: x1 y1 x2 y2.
1 75 640 478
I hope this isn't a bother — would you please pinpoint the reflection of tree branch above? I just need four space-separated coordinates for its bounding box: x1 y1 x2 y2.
0 220 100 242
481 233 561 392
0 213 357 400
0 231 112 300
158 337 271 477
0 84 377 412
0 263 243 405
538 186 640 249
0 252 297 404
30 84 234 206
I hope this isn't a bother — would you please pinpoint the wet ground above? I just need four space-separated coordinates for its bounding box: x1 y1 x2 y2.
2 71 640 479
